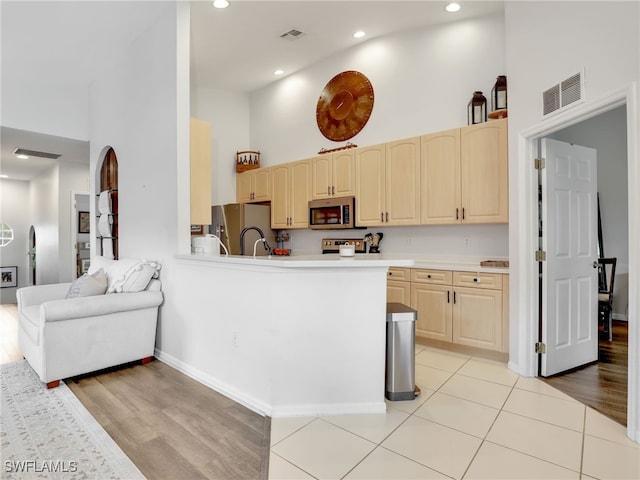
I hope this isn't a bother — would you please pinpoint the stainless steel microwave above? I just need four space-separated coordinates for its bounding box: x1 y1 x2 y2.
308 196 358 229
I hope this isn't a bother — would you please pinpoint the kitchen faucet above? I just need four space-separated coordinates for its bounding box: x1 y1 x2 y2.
239 226 271 256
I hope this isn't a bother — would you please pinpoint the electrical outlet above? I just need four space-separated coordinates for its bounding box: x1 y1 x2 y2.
406 237 413 246
463 236 471 247
232 331 239 347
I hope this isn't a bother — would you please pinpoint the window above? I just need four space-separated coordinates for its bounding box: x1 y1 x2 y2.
0 223 14 247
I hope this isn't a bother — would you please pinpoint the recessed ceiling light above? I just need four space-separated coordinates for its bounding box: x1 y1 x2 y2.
353 31 366 39
15 154 29 160
445 2 461 13
0 174 8 179
274 69 284 76
212 0 229 9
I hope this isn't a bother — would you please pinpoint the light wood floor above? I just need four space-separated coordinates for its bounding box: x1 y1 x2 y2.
0 304 270 480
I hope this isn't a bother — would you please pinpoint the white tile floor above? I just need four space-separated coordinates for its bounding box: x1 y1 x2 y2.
268 343 639 480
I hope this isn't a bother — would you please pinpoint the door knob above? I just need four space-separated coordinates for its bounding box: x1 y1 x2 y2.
593 261 599 269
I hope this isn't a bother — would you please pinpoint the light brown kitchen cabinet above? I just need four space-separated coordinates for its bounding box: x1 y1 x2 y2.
420 119 508 225
420 128 461 224
355 137 420 226
354 143 386 225
451 271 503 351
387 267 508 353
387 267 411 305
385 137 421 225
190 118 212 225
460 118 508 223
311 150 355 200
236 167 271 203
410 269 453 342
271 160 311 229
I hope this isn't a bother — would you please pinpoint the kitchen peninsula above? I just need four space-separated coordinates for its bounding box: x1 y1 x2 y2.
170 254 413 418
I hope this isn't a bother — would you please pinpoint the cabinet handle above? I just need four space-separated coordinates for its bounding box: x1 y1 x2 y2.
381 212 384 222
456 208 459 220
328 186 331 195
447 290 450 303
462 208 465 220
473 277 479 282
386 212 389 222
453 291 457 304
332 186 335 195
427 274 431 279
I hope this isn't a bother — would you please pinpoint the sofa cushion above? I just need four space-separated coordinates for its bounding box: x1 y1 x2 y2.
110 261 161 293
88 256 161 293
65 269 108 299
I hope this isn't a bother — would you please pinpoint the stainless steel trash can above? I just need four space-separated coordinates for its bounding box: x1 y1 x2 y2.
385 302 417 401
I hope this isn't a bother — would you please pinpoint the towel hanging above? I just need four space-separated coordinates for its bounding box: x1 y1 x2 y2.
98 191 112 215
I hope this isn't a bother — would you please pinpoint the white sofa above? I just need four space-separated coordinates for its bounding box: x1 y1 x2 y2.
17 257 164 388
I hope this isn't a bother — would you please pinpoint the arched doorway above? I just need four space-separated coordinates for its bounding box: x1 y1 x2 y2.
99 147 118 259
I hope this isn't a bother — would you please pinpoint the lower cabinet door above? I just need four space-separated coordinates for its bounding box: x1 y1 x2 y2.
387 280 410 305
411 284 452 342
452 287 502 351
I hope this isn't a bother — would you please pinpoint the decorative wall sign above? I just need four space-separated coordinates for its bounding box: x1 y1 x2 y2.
1 266 17 288
316 71 374 142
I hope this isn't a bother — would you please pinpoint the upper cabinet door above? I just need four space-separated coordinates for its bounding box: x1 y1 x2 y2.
236 171 253 203
289 160 311 228
332 150 355 197
253 168 271 202
420 128 461 225
385 137 421 226
355 144 386 226
460 118 508 224
271 165 289 229
311 155 332 200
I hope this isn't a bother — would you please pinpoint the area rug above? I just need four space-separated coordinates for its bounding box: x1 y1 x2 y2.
0 360 145 479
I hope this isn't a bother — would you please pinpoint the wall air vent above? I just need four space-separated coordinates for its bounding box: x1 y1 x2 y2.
280 29 305 40
543 84 561 116
12 147 61 159
542 70 584 117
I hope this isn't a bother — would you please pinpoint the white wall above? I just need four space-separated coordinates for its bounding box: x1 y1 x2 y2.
29 166 59 286
191 87 250 205
1 77 89 141
250 12 506 164
550 106 629 318
0 180 30 303
58 161 90 283
89 3 178 263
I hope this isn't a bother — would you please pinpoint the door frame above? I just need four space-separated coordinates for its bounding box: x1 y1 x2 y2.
515 83 638 442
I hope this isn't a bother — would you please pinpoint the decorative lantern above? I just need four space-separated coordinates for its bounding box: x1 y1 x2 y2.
467 91 487 125
491 75 507 111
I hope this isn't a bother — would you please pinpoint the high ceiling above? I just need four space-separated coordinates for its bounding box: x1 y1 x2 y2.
0 0 503 181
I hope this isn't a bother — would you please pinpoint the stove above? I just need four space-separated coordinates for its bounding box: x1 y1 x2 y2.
321 238 366 254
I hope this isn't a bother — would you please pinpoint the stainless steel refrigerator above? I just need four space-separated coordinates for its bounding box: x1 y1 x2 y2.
209 203 275 256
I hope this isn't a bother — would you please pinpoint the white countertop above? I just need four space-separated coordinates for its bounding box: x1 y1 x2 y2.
176 253 415 269
178 252 508 273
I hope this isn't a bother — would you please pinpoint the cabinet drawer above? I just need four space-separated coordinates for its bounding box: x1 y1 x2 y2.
453 271 502 289
411 269 452 285
388 267 410 281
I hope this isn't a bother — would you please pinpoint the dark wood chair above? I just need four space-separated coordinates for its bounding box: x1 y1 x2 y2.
597 257 617 341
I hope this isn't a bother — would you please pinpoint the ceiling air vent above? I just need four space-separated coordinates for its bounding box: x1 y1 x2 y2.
12 147 61 159
542 71 584 117
280 29 305 40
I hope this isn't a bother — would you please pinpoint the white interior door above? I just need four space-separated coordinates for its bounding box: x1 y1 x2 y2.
541 138 598 376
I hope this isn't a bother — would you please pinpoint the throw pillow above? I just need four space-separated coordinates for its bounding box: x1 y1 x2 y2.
65 268 108 299
109 260 161 293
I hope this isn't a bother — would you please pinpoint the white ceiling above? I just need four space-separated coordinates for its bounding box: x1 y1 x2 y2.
0 0 503 181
